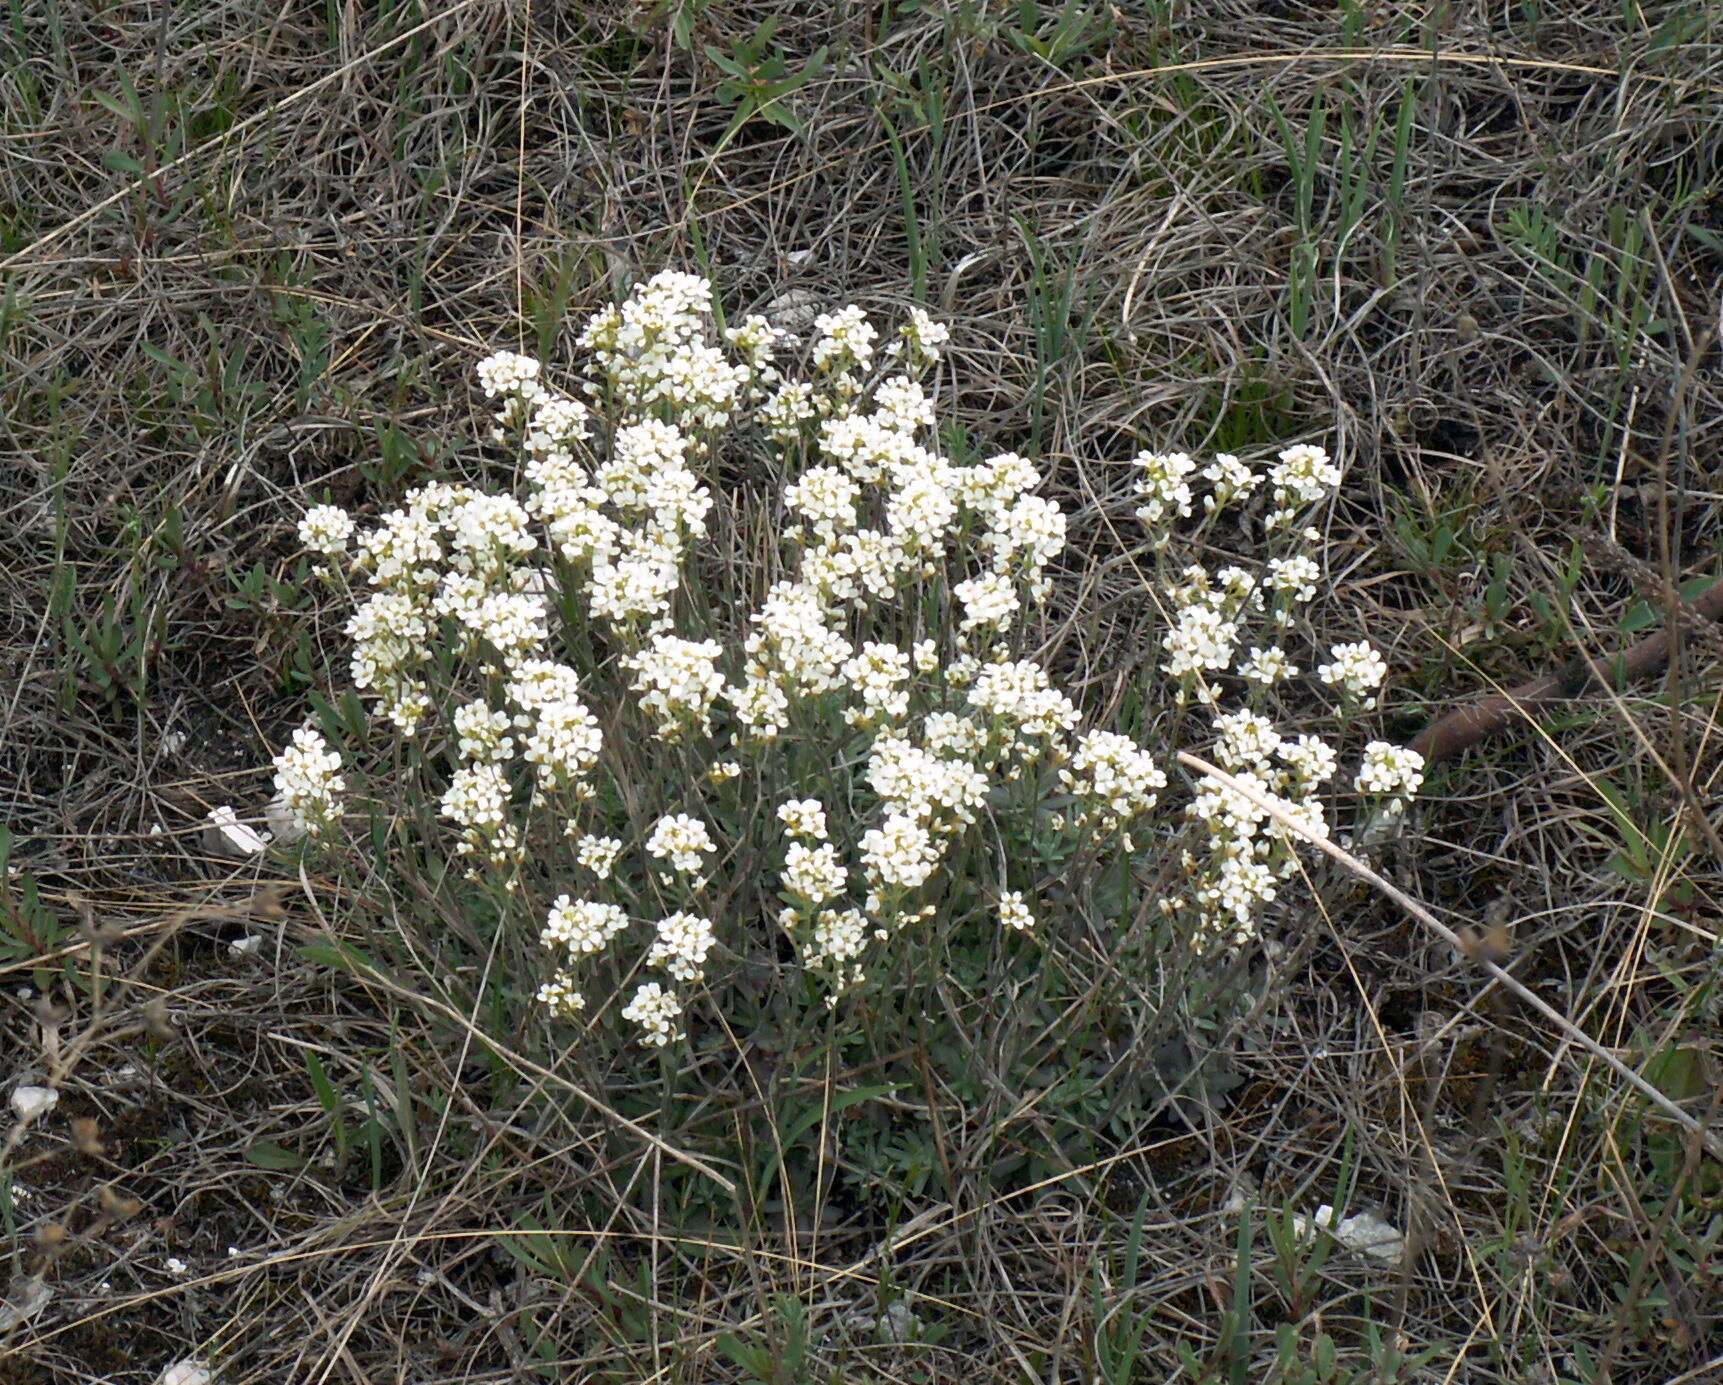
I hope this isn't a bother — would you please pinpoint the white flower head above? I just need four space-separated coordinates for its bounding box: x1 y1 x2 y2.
1132 450 1197 526
998 890 1036 932
1355 742 1425 805
649 911 717 982
298 505 355 557
900 307 950 366
622 981 684 1047
777 798 828 840
541 896 630 955
574 835 623 877
1238 645 1297 686
812 305 878 372
646 814 716 874
784 841 846 905
271 726 346 838
1317 641 1389 707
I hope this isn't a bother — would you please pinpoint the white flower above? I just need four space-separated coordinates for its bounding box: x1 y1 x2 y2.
1268 442 1342 525
1213 709 1282 771
884 460 959 553
859 812 943 890
777 798 828 840
440 763 517 858
626 635 726 740
524 394 592 456
998 890 1036 932
761 380 818 441
1355 742 1425 804
953 571 1020 633
271 727 346 838
866 734 989 828
784 465 860 540
508 660 585 713
812 305 877 371
621 981 684 1047
645 814 716 874
1132 450 1197 526
900 307 950 365
1317 641 1388 706
729 675 791 739
530 479 621 566
476 350 544 399
986 494 1066 574
649 911 717 982
466 591 548 664
967 659 1079 738
872 375 935 432
1265 554 1321 603
519 695 602 792
1200 452 1258 508
784 841 846 905
724 312 791 368
536 972 587 1017
1162 603 1240 683
448 493 536 572
588 553 680 628
807 907 870 983
298 504 354 557
1238 646 1297 686
840 641 912 724
922 712 984 759
1059 730 1166 830
957 452 1041 519
746 581 852 694
1279 734 1339 787
541 896 630 955
453 700 515 763
574 835 623 878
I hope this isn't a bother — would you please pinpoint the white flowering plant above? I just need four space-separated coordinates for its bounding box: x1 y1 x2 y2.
275 270 1422 1183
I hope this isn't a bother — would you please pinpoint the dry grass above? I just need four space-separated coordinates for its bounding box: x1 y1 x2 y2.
2 2 1721 1382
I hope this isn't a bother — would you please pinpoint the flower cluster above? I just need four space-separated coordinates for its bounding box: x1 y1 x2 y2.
1132 450 1197 527
1317 641 1389 709
621 981 684 1048
1355 742 1426 805
1059 730 1167 837
271 727 346 838
1131 437 1422 943
645 813 715 876
1267 443 1343 528
283 270 1426 1059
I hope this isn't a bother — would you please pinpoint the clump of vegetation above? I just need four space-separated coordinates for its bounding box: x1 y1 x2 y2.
277 270 1420 1111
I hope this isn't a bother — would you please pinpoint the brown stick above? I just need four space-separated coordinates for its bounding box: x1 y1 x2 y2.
1409 572 1723 765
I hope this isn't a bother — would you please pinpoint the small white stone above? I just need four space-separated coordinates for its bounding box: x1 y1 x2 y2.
157 1360 214 1385
10 1086 57 1122
1292 1205 1405 1264
762 288 822 333
227 935 263 957
202 807 269 859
